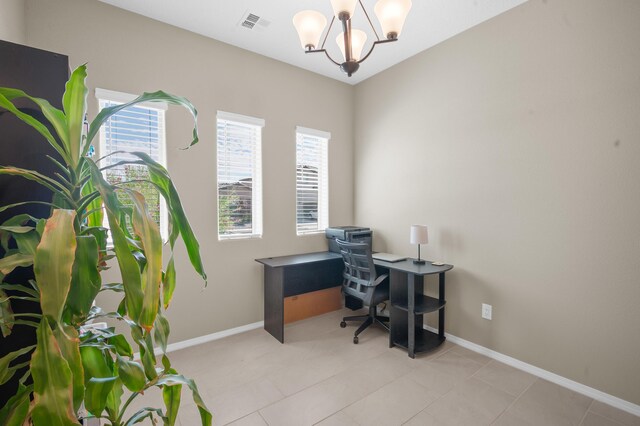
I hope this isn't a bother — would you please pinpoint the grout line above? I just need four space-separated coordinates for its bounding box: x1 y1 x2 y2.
489 377 538 425
257 410 269 426
423 325 640 417
578 399 596 425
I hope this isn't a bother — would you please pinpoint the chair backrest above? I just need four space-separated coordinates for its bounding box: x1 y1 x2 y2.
337 239 384 305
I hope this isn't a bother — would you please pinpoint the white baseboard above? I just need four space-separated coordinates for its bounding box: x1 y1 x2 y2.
133 320 264 359
423 325 640 417
165 321 264 354
134 318 638 417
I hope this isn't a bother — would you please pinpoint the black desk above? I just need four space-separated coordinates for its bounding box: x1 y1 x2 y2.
374 259 454 358
256 252 454 357
255 252 344 343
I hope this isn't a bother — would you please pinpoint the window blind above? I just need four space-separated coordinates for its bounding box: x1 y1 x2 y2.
296 127 329 235
217 112 264 239
97 91 167 240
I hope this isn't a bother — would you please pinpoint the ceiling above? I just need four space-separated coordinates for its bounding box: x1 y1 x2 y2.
98 0 529 85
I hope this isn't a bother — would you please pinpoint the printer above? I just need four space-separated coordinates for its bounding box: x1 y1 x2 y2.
325 226 373 253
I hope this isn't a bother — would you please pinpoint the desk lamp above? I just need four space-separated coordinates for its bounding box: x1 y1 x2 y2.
410 225 428 265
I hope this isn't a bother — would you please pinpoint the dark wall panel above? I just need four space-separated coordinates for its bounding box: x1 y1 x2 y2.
0 40 68 406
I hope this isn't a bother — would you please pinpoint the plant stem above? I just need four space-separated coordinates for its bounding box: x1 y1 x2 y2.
116 391 140 425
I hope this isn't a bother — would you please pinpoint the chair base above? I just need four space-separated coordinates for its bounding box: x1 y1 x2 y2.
340 305 389 343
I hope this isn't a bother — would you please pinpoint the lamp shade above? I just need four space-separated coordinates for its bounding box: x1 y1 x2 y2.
293 10 327 50
410 225 428 245
330 0 358 18
336 29 367 61
374 0 412 39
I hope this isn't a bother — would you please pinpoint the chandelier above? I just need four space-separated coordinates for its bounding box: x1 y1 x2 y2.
293 0 412 77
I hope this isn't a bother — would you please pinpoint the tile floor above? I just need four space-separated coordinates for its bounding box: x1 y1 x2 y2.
127 309 639 426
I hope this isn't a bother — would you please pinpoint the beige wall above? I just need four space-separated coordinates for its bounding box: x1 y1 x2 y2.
24 0 354 341
19 0 639 406
0 0 26 44
354 0 640 404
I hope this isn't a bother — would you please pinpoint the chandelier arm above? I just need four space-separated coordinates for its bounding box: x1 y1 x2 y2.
320 16 336 50
357 39 397 64
305 49 342 66
359 0 382 41
322 50 342 66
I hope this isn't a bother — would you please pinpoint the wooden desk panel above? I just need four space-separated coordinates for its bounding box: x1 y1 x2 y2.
284 287 342 324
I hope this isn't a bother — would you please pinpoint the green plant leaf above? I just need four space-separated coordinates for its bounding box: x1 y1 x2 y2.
0 201 61 216
162 255 176 309
0 166 71 196
67 235 101 324
87 162 144 325
62 65 88 168
126 189 162 331
154 312 170 354
31 318 80 426
117 357 146 392
139 331 158 381
124 407 167 426
53 324 84 412
0 289 14 337
85 376 117 417
80 346 112 381
79 344 119 417
100 282 124 293
87 90 199 154
13 229 41 256
105 377 124 420
0 90 70 164
0 253 34 276
0 283 39 298
162 368 182 426
34 209 77 324
81 174 103 228
0 226 33 233
0 383 32 426
0 345 35 386
109 333 133 357
155 374 211 426
113 152 207 282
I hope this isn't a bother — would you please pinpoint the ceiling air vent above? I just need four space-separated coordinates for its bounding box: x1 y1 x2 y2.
241 13 260 30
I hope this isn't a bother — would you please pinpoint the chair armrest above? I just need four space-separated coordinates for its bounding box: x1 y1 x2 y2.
373 274 388 287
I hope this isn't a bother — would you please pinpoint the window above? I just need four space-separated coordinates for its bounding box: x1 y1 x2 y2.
96 88 168 241
296 127 329 235
217 111 264 239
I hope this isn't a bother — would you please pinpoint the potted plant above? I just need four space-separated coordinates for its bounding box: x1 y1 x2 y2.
0 64 211 425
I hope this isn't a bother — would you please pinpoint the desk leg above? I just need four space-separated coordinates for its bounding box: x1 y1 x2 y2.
407 273 416 359
264 266 284 343
388 269 407 349
439 273 446 339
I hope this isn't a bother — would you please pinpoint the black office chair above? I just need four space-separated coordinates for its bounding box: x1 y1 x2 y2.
336 239 389 344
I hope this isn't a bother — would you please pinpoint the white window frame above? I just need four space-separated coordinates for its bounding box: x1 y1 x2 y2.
95 88 168 242
295 126 330 235
216 111 264 240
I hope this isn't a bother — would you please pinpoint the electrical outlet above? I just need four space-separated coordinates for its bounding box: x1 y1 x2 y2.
482 303 492 320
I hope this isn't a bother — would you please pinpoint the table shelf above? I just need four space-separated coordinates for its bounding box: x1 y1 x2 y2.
391 328 446 354
391 294 446 315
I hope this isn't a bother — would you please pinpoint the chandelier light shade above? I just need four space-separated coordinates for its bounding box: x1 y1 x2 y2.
330 0 358 18
374 0 412 39
337 29 367 61
293 0 412 77
292 11 328 50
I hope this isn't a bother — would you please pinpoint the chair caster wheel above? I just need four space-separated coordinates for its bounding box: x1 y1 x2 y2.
353 336 359 344
340 321 346 328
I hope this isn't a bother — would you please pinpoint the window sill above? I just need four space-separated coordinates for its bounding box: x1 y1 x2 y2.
218 234 263 241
